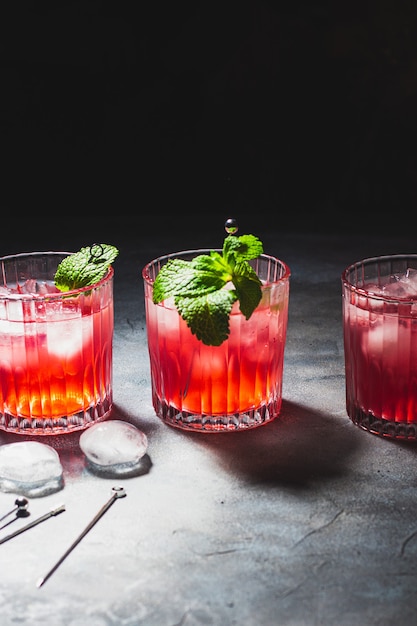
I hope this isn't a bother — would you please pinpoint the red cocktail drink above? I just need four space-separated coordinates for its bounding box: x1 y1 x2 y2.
342 254 417 440
0 252 114 434
143 250 290 432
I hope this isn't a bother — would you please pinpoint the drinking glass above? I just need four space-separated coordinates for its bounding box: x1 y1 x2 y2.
0 251 114 435
342 254 417 440
142 249 291 432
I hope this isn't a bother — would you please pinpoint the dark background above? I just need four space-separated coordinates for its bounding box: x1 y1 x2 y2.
1 1 417 247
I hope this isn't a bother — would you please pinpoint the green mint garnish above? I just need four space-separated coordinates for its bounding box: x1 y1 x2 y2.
54 243 119 292
152 233 263 346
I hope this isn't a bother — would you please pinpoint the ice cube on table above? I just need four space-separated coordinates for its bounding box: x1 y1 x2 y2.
0 441 64 497
79 420 149 477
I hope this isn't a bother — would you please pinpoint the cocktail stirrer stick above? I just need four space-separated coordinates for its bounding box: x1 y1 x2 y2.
37 486 127 588
0 504 65 545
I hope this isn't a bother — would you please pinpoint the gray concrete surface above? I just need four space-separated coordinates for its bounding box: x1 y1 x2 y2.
1 224 416 626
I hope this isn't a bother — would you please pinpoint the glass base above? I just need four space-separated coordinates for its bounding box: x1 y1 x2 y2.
153 395 281 432
348 405 417 441
0 397 112 435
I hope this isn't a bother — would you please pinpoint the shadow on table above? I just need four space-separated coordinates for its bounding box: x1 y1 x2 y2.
184 399 367 488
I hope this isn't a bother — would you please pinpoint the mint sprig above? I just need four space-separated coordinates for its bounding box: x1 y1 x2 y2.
54 243 119 292
152 234 263 346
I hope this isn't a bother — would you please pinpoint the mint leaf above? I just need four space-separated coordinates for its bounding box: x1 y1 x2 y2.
223 233 264 265
54 243 119 292
176 289 237 346
152 233 263 346
152 257 226 302
232 263 264 319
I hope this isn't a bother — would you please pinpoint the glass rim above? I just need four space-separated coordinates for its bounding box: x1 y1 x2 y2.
142 249 291 285
0 250 114 301
342 253 417 303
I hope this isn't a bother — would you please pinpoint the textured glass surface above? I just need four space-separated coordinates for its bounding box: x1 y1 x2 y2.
0 252 114 435
143 250 291 432
342 254 417 439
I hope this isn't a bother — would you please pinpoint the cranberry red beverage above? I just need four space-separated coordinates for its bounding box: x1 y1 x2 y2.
342 254 417 440
0 247 117 434
142 228 290 432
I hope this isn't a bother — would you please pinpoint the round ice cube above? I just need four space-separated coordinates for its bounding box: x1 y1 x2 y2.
79 420 148 469
0 441 64 497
